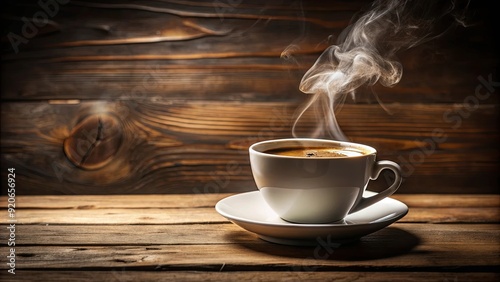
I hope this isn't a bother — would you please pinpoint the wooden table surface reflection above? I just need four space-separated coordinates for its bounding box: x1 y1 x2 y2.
1 193 499 281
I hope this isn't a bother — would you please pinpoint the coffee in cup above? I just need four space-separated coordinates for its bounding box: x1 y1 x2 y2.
263 147 364 158
249 138 402 224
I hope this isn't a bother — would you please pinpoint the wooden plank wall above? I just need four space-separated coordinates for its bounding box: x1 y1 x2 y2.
1 0 498 194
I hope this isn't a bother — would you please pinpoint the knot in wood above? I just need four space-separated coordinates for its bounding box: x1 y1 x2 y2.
64 114 123 170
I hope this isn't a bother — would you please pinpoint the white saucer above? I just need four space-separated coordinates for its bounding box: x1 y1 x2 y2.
215 191 408 246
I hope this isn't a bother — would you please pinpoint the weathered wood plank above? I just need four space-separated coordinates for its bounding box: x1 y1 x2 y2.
3 208 219 225
0 239 498 270
2 57 497 103
8 194 499 209
2 53 497 103
1 206 498 224
12 194 230 209
3 0 359 52
1 1 497 103
1 170 498 194
1 101 498 194
3 101 497 143
1 1 349 59
3 271 498 282
7 223 499 246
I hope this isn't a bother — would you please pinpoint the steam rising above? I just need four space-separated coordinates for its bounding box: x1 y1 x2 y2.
293 0 467 140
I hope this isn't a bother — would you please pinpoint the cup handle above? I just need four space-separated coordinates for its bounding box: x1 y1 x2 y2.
349 160 402 214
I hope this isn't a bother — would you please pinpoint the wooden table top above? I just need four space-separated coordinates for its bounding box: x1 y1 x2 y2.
1 193 499 281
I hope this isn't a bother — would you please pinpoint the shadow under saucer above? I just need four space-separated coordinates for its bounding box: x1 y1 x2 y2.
225 226 420 261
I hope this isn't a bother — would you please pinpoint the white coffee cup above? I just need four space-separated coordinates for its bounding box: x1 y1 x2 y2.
249 138 402 224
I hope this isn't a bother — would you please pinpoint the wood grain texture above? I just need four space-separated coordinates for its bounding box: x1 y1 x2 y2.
1 0 499 195
0 238 498 270
7 223 500 245
5 271 498 282
2 207 499 225
10 194 500 209
1 1 497 103
1 101 498 194
1 194 499 224
0 194 498 280
63 113 124 169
